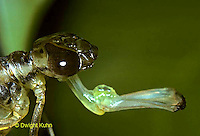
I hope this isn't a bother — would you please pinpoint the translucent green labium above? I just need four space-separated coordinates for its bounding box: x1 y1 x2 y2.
67 74 186 116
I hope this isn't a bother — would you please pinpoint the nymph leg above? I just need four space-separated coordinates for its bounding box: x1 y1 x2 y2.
29 74 46 136
42 112 55 136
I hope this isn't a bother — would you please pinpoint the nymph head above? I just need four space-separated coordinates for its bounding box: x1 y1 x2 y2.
31 32 98 80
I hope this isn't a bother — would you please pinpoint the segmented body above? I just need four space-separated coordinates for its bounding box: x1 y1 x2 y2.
0 32 98 135
0 51 41 131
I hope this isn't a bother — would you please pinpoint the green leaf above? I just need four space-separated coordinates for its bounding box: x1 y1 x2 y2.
0 0 54 55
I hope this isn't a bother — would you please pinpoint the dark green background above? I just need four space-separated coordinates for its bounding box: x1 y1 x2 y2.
7 0 200 136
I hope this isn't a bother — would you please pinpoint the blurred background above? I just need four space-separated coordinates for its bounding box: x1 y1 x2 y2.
0 0 199 136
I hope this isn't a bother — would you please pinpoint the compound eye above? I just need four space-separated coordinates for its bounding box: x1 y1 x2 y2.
45 43 80 76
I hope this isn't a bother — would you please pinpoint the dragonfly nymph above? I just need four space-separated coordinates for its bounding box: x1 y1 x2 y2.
0 32 186 136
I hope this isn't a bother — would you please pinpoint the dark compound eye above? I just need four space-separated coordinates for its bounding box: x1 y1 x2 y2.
45 43 80 76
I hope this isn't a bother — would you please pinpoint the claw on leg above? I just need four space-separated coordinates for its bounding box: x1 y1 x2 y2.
67 74 186 115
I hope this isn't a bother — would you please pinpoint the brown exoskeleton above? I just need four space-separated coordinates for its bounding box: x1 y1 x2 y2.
0 32 97 135
0 32 186 136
